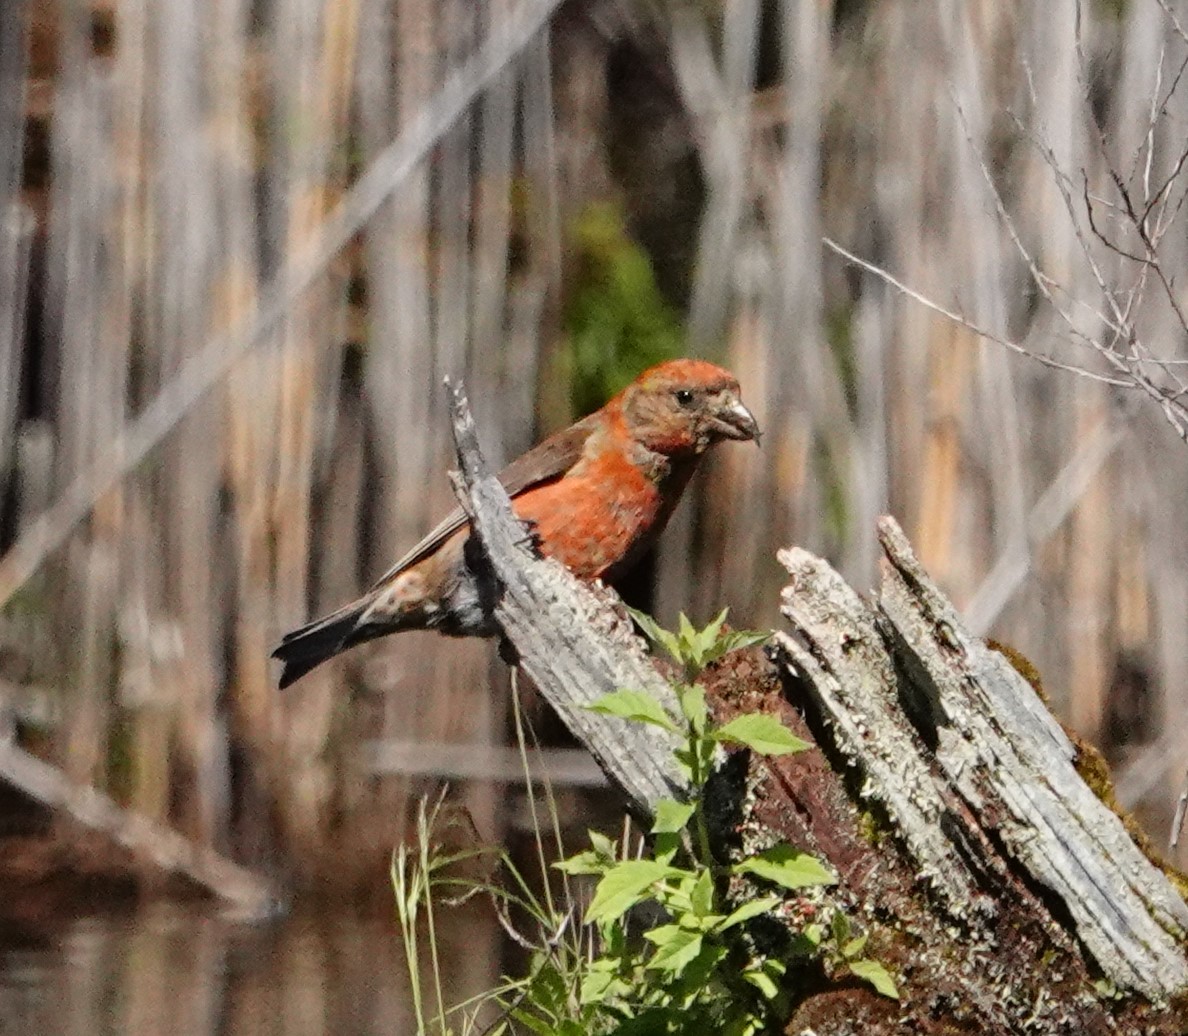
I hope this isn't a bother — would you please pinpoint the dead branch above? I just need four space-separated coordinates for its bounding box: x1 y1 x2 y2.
0 730 281 919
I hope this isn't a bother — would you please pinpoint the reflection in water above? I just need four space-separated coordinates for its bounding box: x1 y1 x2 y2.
0 902 443 1036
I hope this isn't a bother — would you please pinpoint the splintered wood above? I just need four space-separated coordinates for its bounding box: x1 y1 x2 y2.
778 515 1188 1000
447 375 1188 1024
446 378 689 817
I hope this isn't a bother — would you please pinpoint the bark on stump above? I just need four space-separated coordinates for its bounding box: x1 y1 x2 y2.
447 381 1188 1034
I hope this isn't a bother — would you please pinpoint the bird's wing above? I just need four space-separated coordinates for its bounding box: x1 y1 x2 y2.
366 415 599 591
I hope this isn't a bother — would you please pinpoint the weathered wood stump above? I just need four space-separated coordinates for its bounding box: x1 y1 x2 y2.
447 381 1188 1034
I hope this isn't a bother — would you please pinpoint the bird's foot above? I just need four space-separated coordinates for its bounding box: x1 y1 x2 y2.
516 516 543 556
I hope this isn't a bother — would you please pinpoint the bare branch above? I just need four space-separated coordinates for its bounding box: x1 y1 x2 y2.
444 377 689 818
820 237 1129 387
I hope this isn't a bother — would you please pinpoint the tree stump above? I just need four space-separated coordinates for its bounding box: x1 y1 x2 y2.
447 381 1188 1034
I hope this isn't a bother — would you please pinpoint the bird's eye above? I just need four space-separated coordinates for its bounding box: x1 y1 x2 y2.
674 388 695 407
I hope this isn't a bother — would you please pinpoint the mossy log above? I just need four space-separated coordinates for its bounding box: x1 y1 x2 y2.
447 381 1188 1034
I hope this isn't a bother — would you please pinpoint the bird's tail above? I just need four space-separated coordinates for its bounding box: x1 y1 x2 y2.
272 599 378 690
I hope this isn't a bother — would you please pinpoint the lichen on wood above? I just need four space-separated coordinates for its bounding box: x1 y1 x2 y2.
777 515 1188 1007
876 516 1188 997
775 546 992 919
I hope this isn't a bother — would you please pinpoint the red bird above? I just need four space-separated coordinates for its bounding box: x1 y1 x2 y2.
273 359 759 688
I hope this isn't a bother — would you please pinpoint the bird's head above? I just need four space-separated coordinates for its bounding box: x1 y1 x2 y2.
616 359 760 456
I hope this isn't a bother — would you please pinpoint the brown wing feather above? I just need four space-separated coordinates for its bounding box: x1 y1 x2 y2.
366 415 598 591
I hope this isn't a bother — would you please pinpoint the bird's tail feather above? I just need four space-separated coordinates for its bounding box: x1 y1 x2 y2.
273 600 376 690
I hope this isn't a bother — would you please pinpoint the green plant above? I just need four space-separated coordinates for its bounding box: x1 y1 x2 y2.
392 784 581 1036
562 202 684 417
392 610 898 1036
800 910 900 1001
513 608 897 1034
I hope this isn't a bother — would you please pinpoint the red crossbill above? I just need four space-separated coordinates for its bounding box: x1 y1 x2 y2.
273 359 759 688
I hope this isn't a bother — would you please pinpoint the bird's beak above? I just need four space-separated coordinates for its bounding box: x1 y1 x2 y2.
712 398 761 444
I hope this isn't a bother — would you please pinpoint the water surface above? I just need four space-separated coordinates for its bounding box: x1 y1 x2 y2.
0 901 451 1036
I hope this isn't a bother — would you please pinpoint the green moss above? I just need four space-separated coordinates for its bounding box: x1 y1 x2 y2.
986 639 1049 705
1072 733 1188 923
561 201 685 415
857 809 885 847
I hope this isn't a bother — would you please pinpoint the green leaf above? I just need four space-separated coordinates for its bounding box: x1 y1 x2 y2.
830 911 851 946
842 934 870 959
716 895 780 932
712 714 812 756
677 683 708 733
695 607 730 664
588 690 677 734
600 920 629 960
676 941 728 989
626 605 664 641
554 849 606 876
652 831 680 865
689 868 715 918
608 1008 682 1036
789 922 825 956
627 607 683 663
849 958 900 1000
588 829 618 860
556 828 617 874
714 629 772 657
674 734 717 787
511 1009 555 1036
643 924 703 974
741 967 780 1000
580 967 630 1006
659 870 697 914
526 961 569 1017
586 859 678 924
734 845 836 890
651 798 694 834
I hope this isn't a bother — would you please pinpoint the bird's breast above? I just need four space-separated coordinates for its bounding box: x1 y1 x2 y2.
513 446 671 580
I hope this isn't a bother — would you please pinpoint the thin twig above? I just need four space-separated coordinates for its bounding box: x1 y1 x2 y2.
820 237 1129 387
952 90 1126 344
1007 107 1188 441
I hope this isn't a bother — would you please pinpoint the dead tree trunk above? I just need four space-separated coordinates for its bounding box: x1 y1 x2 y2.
447 381 1188 1034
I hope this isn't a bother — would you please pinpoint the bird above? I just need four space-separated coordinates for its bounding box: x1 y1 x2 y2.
273 358 759 689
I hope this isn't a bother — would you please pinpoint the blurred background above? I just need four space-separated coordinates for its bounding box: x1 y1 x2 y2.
4 0 1188 1031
